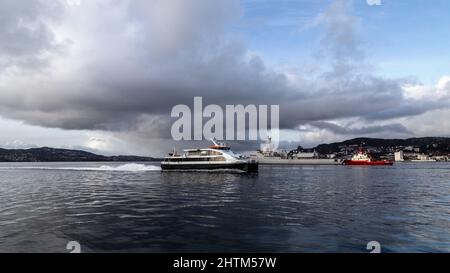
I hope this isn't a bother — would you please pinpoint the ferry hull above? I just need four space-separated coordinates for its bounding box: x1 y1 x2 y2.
161 161 259 172
343 160 394 166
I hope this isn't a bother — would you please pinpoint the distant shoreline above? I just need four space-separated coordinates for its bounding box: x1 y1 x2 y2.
1 136 450 162
0 147 161 162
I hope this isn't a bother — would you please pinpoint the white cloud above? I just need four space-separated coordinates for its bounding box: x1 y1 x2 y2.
402 75 450 100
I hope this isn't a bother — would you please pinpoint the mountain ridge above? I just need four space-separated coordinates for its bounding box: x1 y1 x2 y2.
313 137 450 155
1 137 450 162
0 147 159 162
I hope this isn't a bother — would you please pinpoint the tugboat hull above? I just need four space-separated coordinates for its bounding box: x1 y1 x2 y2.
343 160 393 166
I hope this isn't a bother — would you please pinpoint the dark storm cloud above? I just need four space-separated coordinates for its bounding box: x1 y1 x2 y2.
0 0 449 139
0 0 63 71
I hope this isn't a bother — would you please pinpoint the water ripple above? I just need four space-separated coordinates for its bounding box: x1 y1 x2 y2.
0 162 450 252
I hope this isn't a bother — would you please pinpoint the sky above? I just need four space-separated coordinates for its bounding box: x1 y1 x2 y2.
0 0 450 156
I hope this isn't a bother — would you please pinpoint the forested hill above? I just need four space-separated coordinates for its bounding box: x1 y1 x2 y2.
0 147 157 162
313 137 450 154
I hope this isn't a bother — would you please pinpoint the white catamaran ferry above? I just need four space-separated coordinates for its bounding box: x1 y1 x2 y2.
161 140 258 172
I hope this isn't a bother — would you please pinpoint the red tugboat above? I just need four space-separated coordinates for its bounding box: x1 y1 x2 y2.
343 149 394 166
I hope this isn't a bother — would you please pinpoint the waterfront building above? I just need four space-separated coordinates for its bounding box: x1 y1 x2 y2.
394 151 404 162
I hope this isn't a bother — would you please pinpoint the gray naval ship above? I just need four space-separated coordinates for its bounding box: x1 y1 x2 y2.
250 137 343 165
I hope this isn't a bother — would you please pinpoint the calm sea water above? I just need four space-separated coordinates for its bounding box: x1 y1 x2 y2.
0 162 449 253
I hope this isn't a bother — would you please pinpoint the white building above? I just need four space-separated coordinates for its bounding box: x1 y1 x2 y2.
394 151 404 162
417 154 430 161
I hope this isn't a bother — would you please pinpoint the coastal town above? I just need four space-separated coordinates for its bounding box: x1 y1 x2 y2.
261 137 450 162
